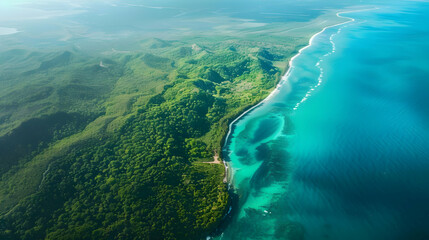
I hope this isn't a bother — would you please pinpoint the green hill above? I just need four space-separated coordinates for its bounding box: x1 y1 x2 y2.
0 34 305 239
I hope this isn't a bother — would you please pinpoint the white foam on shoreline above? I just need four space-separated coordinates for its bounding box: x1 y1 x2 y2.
224 7 380 179
292 7 379 111
212 7 380 240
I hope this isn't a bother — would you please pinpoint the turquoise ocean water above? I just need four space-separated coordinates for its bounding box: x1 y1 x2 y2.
220 2 429 239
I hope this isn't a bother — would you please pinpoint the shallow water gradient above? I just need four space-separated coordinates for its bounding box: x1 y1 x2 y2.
220 2 429 240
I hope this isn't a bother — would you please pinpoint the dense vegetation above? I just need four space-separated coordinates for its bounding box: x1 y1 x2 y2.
0 35 305 239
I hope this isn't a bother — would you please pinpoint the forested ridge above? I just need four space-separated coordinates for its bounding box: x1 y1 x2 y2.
0 36 304 239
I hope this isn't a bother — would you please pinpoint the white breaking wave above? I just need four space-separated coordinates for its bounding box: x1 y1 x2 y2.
293 7 379 111
0 27 19 36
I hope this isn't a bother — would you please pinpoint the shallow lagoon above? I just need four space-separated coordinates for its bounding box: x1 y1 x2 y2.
221 2 429 239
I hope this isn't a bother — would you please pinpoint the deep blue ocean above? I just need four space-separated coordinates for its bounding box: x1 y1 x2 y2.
220 1 429 239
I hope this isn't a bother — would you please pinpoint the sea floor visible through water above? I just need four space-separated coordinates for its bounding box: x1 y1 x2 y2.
218 2 429 240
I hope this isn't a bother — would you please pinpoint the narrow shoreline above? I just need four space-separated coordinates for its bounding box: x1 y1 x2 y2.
221 6 379 185
214 6 380 237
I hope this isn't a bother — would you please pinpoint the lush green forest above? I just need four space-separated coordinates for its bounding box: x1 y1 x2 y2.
0 34 308 239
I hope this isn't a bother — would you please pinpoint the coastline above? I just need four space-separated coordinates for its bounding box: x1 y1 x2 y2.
215 6 380 236
222 6 380 183
222 9 352 179
223 7 380 144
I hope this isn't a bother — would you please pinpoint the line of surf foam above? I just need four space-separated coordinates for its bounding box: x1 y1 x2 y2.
224 7 378 150
213 7 379 240
292 7 379 110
